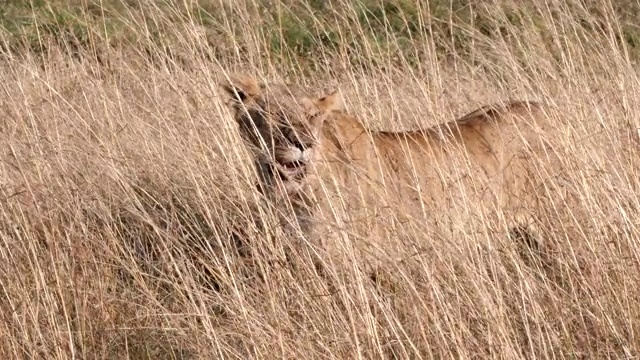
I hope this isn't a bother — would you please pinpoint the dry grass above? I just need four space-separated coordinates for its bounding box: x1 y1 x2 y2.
0 0 639 358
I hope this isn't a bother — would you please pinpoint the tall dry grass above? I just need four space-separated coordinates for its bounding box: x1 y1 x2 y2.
0 0 639 358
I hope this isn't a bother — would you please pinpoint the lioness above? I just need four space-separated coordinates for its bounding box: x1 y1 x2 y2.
222 74 561 253
221 74 330 240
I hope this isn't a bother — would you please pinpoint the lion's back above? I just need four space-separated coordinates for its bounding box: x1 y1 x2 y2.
318 100 555 210
318 100 550 176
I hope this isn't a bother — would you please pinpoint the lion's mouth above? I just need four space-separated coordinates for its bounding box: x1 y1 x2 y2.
281 160 304 170
275 159 307 182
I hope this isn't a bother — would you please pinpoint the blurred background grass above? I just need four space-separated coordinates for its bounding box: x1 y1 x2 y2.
1 1 640 359
3 0 639 71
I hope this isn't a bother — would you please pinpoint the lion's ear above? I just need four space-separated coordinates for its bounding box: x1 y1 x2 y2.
221 74 262 104
299 97 325 131
315 90 344 112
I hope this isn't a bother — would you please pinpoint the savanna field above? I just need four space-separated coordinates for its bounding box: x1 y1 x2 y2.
1 0 640 358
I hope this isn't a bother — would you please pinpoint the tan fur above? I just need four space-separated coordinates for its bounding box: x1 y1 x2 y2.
221 74 328 199
312 93 561 246
220 74 333 240
221 74 563 254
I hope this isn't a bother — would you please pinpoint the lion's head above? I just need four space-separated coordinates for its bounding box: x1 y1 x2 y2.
221 74 342 196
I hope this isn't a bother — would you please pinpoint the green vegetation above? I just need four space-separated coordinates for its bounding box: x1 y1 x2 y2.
2 0 639 70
